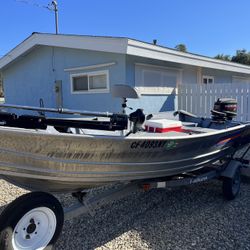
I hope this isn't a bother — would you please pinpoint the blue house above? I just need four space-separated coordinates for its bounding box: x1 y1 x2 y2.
1 32 250 115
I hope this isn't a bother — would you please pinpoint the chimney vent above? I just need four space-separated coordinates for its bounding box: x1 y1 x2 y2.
153 39 157 45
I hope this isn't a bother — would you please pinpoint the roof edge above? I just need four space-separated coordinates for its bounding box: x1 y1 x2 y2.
0 33 128 70
127 39 250 74
1 33 250 75
0 33 39 70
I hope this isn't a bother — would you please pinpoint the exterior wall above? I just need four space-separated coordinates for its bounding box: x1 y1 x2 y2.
3 47 55 108
126 55 183 85
54 47 126 113
200 68 250 84
3 46 126 115
128 95 176 114
125 55 250 113
125 55 197 113
182 66 199 84
3 46 250 116
201 68 233 83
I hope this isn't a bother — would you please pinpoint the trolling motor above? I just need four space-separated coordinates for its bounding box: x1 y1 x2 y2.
211 98 237 122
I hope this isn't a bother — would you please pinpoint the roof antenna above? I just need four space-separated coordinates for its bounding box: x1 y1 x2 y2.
51 1 59 34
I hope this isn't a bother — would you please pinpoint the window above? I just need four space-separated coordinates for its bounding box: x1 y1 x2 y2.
71 70 109 93
202 75 214 84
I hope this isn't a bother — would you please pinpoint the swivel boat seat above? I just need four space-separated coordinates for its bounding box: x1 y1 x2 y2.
112 84 141 113
111 84 144 134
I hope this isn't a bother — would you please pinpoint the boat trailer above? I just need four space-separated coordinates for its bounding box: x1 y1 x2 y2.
0 153 249 250
65 158 246 221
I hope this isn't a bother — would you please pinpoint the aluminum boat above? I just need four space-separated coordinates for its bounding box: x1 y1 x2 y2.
0 86 249 192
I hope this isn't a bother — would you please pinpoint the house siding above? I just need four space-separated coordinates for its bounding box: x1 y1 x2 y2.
3 46 127 114
182 66 198 84
125 55 198 113
54 47 126 113
3 44 250 116
201 68 233 83
3 47 55 108
199 68 250 84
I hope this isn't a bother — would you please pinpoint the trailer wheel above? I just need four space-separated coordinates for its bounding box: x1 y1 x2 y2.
0 192 64 250
222 167 241 200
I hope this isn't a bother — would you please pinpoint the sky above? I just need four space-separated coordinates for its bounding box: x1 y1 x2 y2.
1 0 250 58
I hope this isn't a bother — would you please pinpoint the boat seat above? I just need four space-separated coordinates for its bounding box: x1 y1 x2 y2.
174 110 197 119
112 84 141 99
182 122 198 127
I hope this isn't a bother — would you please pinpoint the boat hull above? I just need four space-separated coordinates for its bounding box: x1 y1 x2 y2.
0 125 249 192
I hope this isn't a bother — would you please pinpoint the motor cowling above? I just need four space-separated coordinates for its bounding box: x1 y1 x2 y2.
129 109 145 133
211 98 237 121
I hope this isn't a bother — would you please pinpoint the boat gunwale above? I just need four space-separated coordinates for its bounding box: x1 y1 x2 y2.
0 123 246 141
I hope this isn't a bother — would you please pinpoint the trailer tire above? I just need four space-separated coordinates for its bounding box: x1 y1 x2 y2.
222 167 241 200
0 192 64 250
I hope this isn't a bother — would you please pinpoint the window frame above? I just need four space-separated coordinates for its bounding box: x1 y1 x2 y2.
202 75 214 84
70 70 109 94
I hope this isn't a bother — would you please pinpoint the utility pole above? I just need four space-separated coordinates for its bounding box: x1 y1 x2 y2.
51 1 59 34
15 0 59 34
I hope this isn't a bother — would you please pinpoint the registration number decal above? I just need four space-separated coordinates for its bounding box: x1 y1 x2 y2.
130 140 178 150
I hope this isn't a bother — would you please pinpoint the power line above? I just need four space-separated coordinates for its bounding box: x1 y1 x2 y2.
14 0 52 11
13 0 59 34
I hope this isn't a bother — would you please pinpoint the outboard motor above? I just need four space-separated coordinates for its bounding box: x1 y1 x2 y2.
211 98 237 122
129 109 145 133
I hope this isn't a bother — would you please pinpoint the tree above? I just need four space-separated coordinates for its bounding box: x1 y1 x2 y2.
214 49 250 66
175 44 187 52
214 54 231 61
231 49 250 65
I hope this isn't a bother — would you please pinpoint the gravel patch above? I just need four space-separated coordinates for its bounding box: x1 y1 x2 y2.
1 177 250 250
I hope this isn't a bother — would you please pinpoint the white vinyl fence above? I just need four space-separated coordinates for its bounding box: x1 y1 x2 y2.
178 83 250 122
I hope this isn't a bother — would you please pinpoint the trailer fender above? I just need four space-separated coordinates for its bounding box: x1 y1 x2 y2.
220 160 241 178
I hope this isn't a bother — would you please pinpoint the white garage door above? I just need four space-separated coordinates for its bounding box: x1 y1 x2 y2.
135 63 181 95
